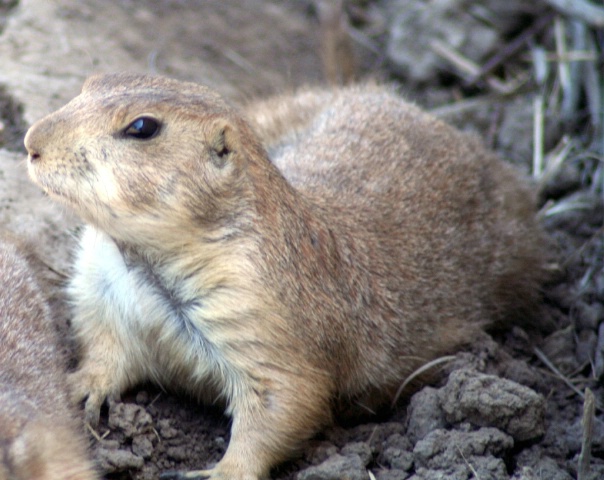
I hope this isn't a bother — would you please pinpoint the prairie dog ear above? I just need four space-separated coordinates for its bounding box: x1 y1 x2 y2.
209 119 240 168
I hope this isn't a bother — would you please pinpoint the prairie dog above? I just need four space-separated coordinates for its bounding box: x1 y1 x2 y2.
25 73 546 479
0 233 97 480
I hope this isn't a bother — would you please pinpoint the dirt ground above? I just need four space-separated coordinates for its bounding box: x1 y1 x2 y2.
0 1 603 479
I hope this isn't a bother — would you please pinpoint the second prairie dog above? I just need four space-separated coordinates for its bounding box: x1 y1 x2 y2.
0 233 97 480
25 73 546 479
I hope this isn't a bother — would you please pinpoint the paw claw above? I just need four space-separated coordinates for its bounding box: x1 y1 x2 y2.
68 368 119 426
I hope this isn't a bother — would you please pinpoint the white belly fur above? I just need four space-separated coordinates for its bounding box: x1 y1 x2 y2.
68 226 227 401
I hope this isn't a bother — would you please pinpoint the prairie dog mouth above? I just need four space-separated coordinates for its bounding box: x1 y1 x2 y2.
27 158 79 209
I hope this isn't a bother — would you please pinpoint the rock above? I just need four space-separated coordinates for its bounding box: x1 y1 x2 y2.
498 358 547 394
296 453 368 480
365 422 407 451
513 457 573 480
341 442 373 466
378 434 413 471
439 369 545 441
410 454 508 480
306 441 339 465
406 387 446 443
108 401 153 439
157 418 178 439
97 444 144 473
326 422 405 452
374 469 408 480
132 433 155 459
166 446 189 462
467 455 509 480
413 427 513 470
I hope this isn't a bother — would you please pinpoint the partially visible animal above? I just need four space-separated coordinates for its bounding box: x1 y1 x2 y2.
25 73 546 479
0 233 97 480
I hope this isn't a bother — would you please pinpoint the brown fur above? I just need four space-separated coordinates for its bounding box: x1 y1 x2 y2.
24 73 546 479
0 233 97 480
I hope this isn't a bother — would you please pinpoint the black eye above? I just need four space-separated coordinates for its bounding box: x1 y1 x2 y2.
124 117 160 139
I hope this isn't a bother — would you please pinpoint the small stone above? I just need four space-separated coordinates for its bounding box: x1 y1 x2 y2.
341 442 372 466
296 454 368 480
439 369 545 441
374 469 408 480
413 428 513 470
378 434 413 471
513 457 573 480
380 447 413 471
108 402 153 438
363 422 406 452
406 387 446 443
132 434 155 459
158 419 178 439
166 446 189 462
97 447 144 473
306 441 339 465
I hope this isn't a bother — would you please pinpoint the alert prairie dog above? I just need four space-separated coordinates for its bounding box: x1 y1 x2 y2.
0 233 97 480
25 73 546 479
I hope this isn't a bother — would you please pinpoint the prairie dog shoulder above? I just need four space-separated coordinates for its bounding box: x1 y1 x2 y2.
0 233 97 480
25 73 547 479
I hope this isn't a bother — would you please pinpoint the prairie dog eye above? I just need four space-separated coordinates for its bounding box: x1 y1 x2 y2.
124 117 160 139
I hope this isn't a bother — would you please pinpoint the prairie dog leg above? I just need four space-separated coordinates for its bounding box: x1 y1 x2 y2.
68 328 143 426
67 227 152 425
162 375 333 480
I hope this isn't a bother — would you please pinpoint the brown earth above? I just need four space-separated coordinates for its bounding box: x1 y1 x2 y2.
0 1 602 479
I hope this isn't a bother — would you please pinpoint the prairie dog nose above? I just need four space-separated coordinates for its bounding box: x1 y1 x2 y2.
24 124 39 157
24 120 47 162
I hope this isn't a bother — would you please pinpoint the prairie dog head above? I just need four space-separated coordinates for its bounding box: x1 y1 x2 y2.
25 73 262 245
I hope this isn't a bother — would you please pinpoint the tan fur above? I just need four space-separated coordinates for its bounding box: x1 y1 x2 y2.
24 73 547 479
0 233 97 480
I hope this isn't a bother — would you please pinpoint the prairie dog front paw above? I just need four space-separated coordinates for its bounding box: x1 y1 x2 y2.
68 364 120 426
68 332 137 426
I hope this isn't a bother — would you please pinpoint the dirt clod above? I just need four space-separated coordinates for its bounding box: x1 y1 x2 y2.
412 426 513 472
296 453 368 480
439 369 545 442
377 434 413 471
405 387 446 444
97 442 145 473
